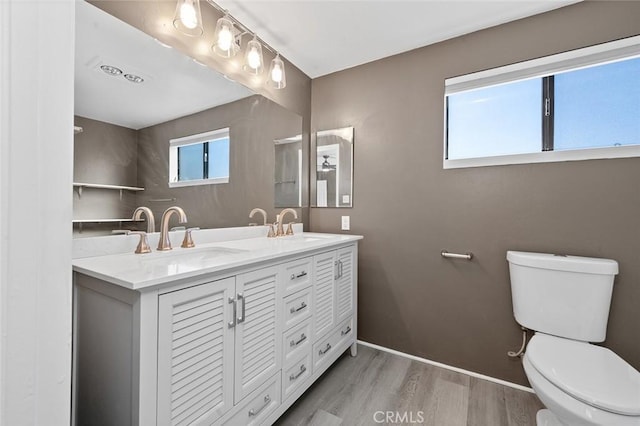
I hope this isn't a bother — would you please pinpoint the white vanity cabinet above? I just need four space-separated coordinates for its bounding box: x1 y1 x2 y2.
313 246 356 340
156 266 282 425
72 237 359 426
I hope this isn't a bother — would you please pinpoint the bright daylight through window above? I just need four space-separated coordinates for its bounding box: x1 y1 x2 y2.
169 128 230 187
444 36 640 168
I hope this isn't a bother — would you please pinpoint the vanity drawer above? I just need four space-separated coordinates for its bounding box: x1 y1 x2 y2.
313 318 354 372
281 257 313 295
283 319 312 368
282 351 312 401
224 372 281 426
283 288 312 330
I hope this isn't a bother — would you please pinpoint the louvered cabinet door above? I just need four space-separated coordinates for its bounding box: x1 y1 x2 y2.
157 277 235 426
336 246 355 324
234 265 282 403
313 251 337 340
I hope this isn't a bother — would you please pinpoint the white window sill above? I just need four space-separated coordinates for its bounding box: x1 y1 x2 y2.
443 145 640 169
169 177 229 188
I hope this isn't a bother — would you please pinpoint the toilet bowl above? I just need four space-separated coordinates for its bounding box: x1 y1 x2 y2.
506 251 640 426
523 334 640 426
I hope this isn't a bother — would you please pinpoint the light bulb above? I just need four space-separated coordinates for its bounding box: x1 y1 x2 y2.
179 1 197 29
271 63 283 83
247 46 261 70
217 25 232 51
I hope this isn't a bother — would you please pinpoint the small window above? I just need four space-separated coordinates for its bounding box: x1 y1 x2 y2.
444 36 640 169
169 128 230 187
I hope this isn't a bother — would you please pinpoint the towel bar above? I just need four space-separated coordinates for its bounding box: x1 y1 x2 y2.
441 250 473 260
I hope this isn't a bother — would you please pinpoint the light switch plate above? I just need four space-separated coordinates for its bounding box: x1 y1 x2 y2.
342 195 350 204
341 216 350 231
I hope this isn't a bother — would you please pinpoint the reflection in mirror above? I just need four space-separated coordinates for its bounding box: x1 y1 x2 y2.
274 135 302 208
73 1 303 237
312 127 354 208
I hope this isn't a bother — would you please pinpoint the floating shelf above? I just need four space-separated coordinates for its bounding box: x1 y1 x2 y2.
73 182 144 199
72 218 144 233
72 219 144 223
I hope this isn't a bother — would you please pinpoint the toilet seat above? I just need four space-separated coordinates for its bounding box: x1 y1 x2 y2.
527 333 640 416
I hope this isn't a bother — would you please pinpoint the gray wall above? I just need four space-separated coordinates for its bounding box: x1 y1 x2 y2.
136 95 302 230
73 116 138 235
309 1 640 386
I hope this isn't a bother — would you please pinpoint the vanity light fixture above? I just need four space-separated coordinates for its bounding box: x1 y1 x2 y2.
212 13 239 58
243 34 264 75
173 0 204 36
172 0 287 89
268 53 286 89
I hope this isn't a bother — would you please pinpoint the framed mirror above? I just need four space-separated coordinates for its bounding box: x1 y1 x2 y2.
311 127 354 207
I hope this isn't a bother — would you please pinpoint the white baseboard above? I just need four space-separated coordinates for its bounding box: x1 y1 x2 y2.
357 340 534 394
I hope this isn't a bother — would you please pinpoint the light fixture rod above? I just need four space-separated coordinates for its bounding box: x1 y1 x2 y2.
205 0 277 55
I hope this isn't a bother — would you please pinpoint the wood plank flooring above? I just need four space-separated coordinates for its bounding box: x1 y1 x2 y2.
276 344 544 426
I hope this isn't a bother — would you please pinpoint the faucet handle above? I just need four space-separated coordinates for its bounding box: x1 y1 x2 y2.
181 227 199 248
267 222 277 238
126 231 151 254
286 222 295 236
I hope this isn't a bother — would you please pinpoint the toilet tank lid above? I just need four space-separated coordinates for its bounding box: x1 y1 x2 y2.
506 251 618 275
527 334 640 416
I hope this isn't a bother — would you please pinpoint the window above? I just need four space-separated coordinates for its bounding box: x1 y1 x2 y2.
444 36 640 169
169 128 230 187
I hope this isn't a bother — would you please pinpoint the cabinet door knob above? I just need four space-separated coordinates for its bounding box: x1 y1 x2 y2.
341 326 352 336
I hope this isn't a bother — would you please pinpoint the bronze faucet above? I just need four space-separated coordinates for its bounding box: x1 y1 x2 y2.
276 208 298 236
132 206 155 234
157 206 187 251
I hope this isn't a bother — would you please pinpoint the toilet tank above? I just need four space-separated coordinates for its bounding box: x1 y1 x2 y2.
507 251 618 342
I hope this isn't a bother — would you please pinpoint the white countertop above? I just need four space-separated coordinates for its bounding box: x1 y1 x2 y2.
72 232 362 291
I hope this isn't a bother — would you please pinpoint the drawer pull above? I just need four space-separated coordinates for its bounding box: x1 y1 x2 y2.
318 343 332 356
248 394 271 417
290 333 307 347
341 326 352 336
228 297 236 329
289 364 307 381
290 302 307 314
290 271 308 280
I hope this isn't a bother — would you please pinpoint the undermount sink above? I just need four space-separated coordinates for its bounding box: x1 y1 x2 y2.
144 246 247 263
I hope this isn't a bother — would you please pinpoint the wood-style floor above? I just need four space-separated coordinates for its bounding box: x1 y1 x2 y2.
276 344 544 426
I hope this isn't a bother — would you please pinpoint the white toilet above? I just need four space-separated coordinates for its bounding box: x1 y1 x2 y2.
507 251 640 426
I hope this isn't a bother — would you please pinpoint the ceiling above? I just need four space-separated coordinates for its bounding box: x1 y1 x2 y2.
75 1 581 129
215 0 581 78
75 1 253 130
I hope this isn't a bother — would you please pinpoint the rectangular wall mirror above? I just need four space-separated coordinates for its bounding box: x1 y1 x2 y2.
311 127 354 208
73 1 304 237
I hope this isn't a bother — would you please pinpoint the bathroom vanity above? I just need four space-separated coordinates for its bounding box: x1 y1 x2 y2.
72 230 361 426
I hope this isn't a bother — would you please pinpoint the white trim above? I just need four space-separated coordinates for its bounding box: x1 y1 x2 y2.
443 35 640 169
356 340 535 394
168 127 230 186
444 145 640 169
168 177 229 188
445 35 640 95
169 127 229 147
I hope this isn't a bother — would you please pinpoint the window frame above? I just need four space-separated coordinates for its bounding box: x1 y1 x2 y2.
443 35 640 169
169 128 230 187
